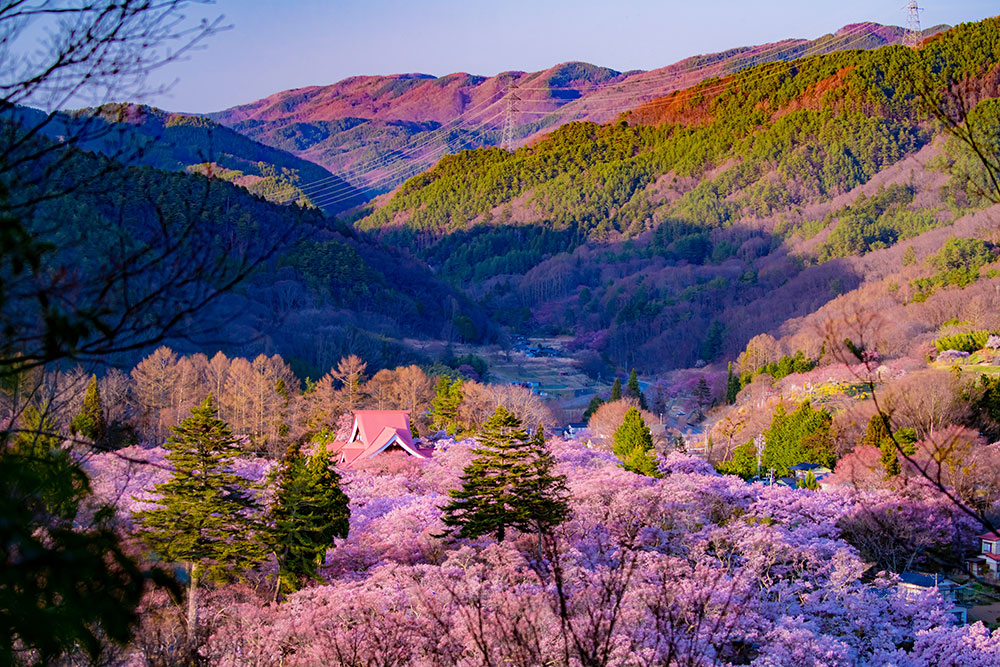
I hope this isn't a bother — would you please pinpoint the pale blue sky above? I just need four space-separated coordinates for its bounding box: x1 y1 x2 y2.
142 0 997 113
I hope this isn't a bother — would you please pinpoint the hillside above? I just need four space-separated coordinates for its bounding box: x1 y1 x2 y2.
350 17 1000 372
211 22 944 197
12 104 365 213
1 115 482 377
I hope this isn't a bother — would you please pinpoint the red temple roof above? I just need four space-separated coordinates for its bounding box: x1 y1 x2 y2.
338 410 431 468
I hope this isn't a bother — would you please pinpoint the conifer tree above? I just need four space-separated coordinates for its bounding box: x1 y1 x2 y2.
861 413 891 449
582 395 604 421
441 407 568 542
525 423 570 533
269 443 350 597
613 407 661 477
626 370 647 409
71 375 107 446
880 439 902 478
895 427 918 455
610 377 622 401
430 376 463 434
694 377 712 409
799 470 820 490
4 403 159 663
133 396 265 640
726 362 741 404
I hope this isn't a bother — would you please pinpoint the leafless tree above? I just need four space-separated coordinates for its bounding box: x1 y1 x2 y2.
0 2 263 382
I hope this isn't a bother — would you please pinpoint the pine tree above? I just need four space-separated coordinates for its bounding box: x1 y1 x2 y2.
726 362 741 404
525 423 570 534
694 377 712 409
430 376 463 434
880 438 902 478
71 375 106 445
269 443 350 597
441 407 569 542
861 413 891 449
610 377 622 401
582 395 604 421
895 427 918 455
799 470 820 490
626 370 647 409
613 407 661 477
133 396 265 641
4 403 157 663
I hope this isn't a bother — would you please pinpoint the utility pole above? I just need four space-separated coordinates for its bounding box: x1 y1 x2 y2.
904 1 923 48
754 433 765 480
501 76 520 150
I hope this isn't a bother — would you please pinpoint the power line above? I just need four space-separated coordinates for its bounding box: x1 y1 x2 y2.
904 1 924 48
278 89 507 205
305 109 507 210
274 21 883 210
501 76 520 150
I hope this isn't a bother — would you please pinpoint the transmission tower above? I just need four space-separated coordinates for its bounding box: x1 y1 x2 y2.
904 1 923 48
501 77 520 150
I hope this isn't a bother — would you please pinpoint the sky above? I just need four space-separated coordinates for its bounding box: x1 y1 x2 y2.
137 0 999 113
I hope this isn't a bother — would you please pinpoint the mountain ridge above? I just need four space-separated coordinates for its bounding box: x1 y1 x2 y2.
345 17 1000 372
210 22 947 197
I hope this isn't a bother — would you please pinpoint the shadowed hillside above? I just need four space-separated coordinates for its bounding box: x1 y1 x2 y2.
351 18 1000 372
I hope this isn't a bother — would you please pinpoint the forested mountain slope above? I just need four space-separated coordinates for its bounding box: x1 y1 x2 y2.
11 104 365 212
2 118 482 377
211 22 941 196
353 18 1000 372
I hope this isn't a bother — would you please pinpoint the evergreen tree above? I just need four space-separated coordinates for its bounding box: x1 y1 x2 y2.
626 370 647 409
895 427 918 455
3 403 161 663
700 321 725 361
861 413 891 449
71 375 107 446
880 439 902 478
798 470 820 490
760 401 835 477
582 395 604 421
612 407 661 477
694 377 712 409
610 377 622 401
430 376 463 434
717 401 835 479
441 407 568 542
726 362 741 404
133 396 265 640
525 423 570 534
269 443 350 596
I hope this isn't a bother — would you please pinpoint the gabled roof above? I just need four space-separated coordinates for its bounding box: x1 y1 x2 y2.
339 410 432 468
978 531 1000 541
350 410 414 449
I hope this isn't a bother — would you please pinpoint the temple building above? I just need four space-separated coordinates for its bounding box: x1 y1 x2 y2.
334 410 433 468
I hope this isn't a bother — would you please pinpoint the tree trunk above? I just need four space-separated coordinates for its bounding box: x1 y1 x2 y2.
187 562 200 648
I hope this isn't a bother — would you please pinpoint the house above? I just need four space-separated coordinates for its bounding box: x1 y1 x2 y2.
788 462 833 486
335 410 433 468
897 572 967 625
788 462 832 479
966 531 1000 578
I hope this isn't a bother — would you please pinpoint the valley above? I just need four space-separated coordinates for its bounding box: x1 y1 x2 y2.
6 5 1000 664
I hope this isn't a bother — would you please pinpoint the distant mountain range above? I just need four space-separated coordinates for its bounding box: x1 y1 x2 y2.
343 17 1000 372
209 22 947 198
10 104 365 213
